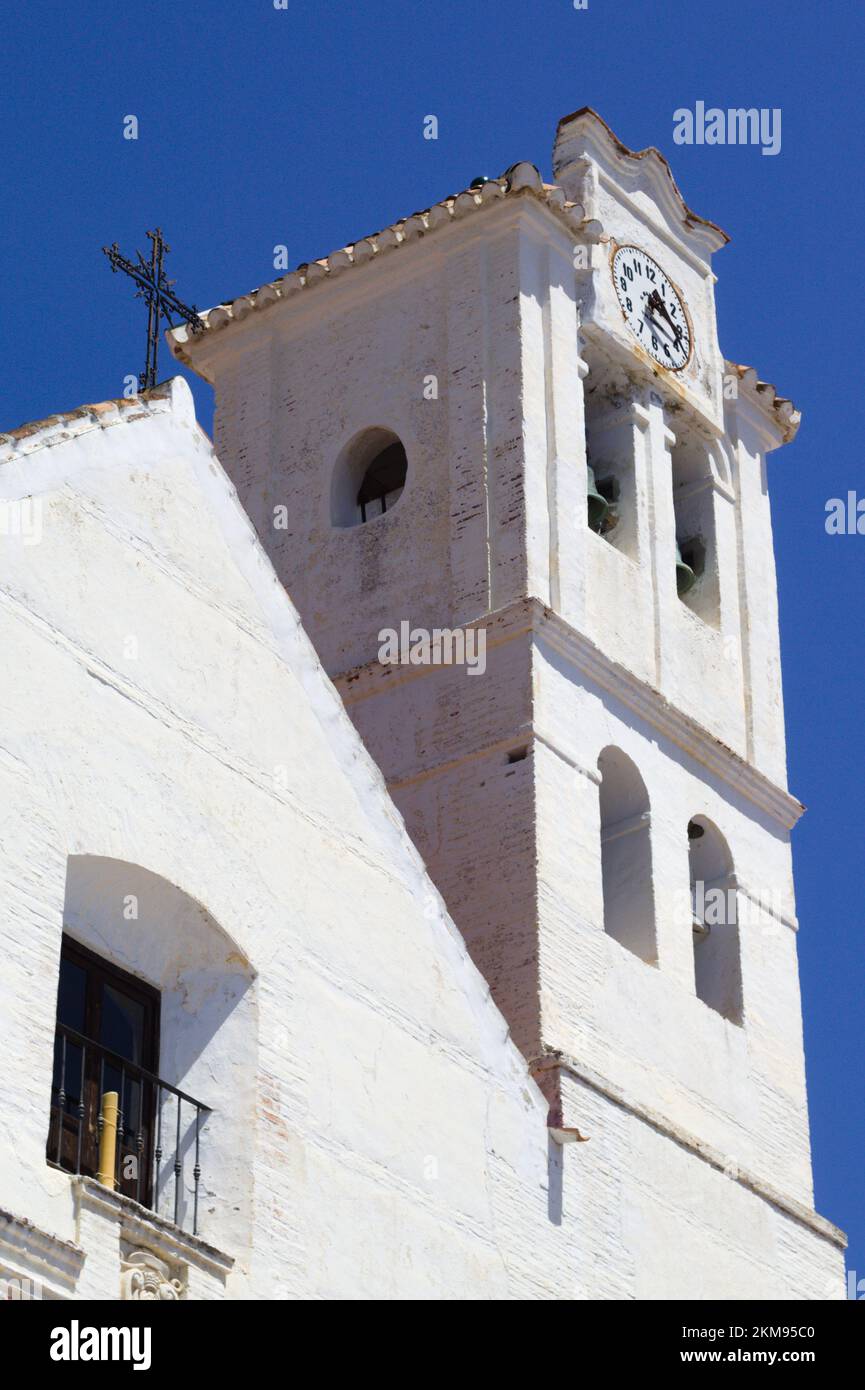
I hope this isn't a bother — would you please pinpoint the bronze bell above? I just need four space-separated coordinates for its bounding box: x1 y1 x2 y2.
587 465 610 532
676 540 697 596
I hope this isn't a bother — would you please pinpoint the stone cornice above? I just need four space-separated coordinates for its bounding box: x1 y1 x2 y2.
532 600 803 829
531 1051 846 1251
0 1204 85 1290
74 1177 234 1277
725 360 800 446
336 598 803 830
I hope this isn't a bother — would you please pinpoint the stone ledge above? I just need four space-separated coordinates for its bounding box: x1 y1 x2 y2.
534 600 803 830
0 1204 85 1294
532 1052 847 1252
334 596 803 830
73 1178 234 1278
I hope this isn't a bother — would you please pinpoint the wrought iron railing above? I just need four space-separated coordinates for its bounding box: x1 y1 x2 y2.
47 1022 211 1236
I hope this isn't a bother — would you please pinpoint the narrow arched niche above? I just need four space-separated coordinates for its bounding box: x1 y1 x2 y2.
688 818 743 1024
331 427 408 528
597 747 656 964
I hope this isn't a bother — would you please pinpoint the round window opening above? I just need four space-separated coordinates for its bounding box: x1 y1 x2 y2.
332 428 408 528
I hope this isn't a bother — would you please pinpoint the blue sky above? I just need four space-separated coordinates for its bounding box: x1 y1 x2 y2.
2 1 862 1286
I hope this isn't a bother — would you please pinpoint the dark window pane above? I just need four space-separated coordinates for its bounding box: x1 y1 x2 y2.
101 983 145 1063
57 957 87 1032
103 1058 126 1101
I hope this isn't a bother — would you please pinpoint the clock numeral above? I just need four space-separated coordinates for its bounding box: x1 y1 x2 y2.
626 297 633 313
647 267 656 283
625 265 634 282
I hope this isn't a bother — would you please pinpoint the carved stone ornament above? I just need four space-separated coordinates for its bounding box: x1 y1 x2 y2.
120 1249 185 1301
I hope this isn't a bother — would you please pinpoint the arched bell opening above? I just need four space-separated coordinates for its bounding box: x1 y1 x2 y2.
582 351 640 560
671 427 721 625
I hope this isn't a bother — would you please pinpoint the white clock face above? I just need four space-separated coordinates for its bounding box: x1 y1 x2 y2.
612 246 692 370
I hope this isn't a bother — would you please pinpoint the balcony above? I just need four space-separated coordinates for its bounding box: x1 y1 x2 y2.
47 1022 211 1237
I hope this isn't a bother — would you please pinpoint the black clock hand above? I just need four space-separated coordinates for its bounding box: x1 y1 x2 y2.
647 289 676 332
647 294 685 347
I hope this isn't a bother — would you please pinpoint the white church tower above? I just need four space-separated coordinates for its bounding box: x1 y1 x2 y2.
168 108 844 1295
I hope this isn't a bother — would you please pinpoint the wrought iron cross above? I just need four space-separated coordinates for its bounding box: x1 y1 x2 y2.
102 228 204 391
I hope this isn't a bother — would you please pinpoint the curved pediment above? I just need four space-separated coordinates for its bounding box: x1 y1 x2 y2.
553 106 729 262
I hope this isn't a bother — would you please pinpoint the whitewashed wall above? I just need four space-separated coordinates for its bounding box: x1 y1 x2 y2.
0 378 844 1300
0 381 553 1300
171 143 845 1299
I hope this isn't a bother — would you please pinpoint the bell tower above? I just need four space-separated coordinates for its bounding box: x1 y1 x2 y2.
169 108 844 1296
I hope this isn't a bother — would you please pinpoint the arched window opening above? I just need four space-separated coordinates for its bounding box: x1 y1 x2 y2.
583 353 640 560
331 427 408 528
671 428 721 625
688 818 743 1023
597 747 656 964
48 856 257 1255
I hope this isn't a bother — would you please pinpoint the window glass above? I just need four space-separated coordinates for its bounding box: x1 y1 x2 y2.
57 956 87 1032
101 983 145 1063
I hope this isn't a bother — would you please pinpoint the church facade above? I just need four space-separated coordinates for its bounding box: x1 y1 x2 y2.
0 109 845 1300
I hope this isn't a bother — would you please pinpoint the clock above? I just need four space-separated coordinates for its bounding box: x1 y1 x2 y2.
611 245 692 371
